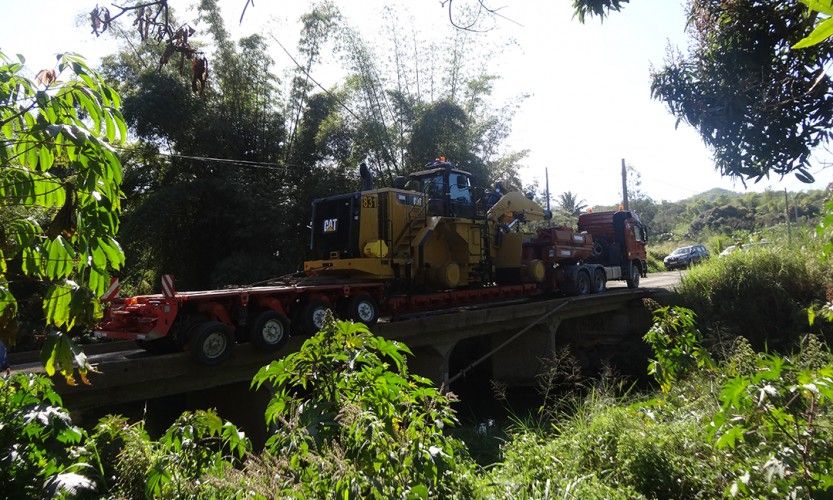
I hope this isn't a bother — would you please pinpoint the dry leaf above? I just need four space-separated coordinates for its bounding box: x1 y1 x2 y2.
35 69 57 86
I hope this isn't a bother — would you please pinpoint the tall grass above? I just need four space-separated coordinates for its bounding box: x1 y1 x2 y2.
676 237 832 348
484 374 727 499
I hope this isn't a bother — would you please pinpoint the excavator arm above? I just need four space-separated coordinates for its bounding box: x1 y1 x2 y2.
486 191 550 225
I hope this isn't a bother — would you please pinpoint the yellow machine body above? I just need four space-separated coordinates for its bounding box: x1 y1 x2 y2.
304 164 548 289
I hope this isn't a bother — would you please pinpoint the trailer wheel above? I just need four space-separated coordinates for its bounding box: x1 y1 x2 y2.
297 299 330 335
626 261 640 289
347 294 380 326
189 321 233 365
592 268 606 294
250 311 290 351
575 270 591 295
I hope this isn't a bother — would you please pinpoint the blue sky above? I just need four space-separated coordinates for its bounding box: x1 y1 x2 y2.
1 0 831 205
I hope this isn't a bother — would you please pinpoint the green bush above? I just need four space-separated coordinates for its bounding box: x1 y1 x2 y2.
677 246 829 348
208 318 477 498
644 306 712 392
486 390 723 499
0 374 92 498
711 335 833 497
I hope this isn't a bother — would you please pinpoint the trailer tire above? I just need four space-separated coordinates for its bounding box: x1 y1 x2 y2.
592 268 606 294
189 321 233 365
250 311 290 351
297 299 330 335
626 261 640 289
347 294 380 327
575 269 591 295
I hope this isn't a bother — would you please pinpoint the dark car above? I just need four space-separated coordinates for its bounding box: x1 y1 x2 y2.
664 244 709 270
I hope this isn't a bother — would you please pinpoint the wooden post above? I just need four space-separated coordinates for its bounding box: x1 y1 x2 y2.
621 158 629 211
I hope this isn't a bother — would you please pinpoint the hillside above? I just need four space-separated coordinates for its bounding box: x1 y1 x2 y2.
589 187 831 241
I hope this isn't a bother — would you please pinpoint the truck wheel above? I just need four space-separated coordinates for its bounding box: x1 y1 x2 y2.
575 270 591 295
347 294 380 326
297 299 330 335
189 321 233 365
250 311 290 351
592 268 606 293
626 261 640 289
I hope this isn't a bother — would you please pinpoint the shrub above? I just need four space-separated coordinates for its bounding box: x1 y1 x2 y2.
487 390 723 499
0 373 92 498
677 246 828 348
644 306 712 392
209 318 477 498
711 337 833 497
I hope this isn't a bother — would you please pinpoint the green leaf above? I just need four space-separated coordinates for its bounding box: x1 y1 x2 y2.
97 237 125 270
800 0 833 16
38 145 54 170
715 424 746 449
793 16 833 49
43 282 76 328
103 108 115 143
112 108 127 144
720 376 750 408
45 236 74 279
0 284 18 318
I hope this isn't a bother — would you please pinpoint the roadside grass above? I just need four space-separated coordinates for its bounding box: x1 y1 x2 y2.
483 332 833 499
484 371 727 499
676 234 832 348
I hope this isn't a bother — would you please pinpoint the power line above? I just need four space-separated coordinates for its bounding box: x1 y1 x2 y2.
268 33 362 123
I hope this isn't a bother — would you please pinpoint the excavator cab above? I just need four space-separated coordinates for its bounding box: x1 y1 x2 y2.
407 159 475 218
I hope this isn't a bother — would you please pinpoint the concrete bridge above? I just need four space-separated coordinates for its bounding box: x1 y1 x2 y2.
11 286 661 413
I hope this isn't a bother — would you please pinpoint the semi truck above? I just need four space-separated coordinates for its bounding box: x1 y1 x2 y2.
96 159 647 364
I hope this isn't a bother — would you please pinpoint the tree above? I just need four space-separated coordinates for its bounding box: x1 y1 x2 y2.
572 0 631 22
557 191 588 216
650 1 833 184
0 52 126 380
99 2 301 290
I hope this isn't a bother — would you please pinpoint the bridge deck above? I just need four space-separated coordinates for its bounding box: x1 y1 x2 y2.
10 288 650 411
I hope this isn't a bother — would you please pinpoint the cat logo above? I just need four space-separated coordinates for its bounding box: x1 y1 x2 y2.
323 218 338 233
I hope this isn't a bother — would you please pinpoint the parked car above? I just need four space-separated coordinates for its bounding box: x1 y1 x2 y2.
664 244 709 270
718 240 771 257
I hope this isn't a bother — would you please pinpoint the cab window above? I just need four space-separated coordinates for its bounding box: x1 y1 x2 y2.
449 172 471 203
422 174 445 196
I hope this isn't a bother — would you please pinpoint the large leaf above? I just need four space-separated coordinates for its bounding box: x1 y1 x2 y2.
793 16 833 49
799 0 833 16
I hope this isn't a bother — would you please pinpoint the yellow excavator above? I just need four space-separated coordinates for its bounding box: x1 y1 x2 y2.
304 158 550 289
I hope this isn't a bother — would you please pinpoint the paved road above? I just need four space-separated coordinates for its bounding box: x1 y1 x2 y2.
608 270 685 291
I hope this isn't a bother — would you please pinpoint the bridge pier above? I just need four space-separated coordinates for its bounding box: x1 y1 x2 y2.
409 343 455 384
489 319 562 385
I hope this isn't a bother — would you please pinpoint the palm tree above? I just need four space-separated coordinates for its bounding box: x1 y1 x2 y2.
558 191 588 216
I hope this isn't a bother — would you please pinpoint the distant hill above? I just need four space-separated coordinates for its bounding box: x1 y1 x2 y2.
586 186 829 241
683 187 737 203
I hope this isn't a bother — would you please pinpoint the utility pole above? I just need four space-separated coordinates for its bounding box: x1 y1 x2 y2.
621 158 629 210
544 167 551 214
784 188 792 245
